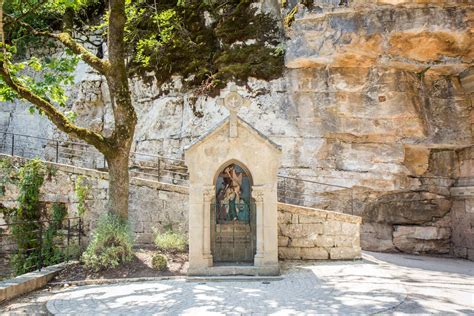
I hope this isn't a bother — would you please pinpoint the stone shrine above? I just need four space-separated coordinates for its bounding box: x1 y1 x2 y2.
185 88 282 275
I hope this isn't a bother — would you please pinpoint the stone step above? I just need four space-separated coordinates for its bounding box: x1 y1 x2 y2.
186 275 283 282
186 264 281 277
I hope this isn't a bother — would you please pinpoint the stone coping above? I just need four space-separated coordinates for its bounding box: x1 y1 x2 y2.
0 262 67 304
278 202 362 224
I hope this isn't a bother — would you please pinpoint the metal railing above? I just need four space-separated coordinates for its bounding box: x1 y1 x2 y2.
277 175 354 213
0 132 188 185
0 131 355 213
0 217 83 279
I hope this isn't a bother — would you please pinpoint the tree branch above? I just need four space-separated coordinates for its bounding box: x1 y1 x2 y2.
0 62 110 154
15 19 110 75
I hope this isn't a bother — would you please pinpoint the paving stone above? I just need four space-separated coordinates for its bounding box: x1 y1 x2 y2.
2 253 473 315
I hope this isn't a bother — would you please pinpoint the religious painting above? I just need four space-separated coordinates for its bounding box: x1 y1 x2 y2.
215 163 251 224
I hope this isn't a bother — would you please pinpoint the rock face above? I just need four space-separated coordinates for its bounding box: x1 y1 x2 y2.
0 1 473 258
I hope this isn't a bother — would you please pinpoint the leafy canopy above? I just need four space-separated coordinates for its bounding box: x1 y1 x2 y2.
1 0 284 108
126 0 284 93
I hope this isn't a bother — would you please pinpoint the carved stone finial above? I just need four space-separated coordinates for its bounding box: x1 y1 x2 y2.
217 85 251 138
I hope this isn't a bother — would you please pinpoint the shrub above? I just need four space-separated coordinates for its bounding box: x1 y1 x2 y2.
81 213 133 272
154 230 187 253
152 253 167 271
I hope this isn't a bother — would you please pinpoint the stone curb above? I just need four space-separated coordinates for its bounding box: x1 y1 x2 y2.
0 262 67 304
48 275 285 287
48 275 186 287
186 276 284 282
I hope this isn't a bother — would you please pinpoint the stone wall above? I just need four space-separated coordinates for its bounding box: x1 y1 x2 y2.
0 1 473 257
0 155 189 245
0 156 362 261
451 146 474 261
278 203 361 260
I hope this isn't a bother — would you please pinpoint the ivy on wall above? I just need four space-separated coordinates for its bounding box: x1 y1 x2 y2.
0 158 71 275
74 175 89 217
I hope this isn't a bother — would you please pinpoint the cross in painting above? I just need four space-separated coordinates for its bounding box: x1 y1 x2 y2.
218 85 251 137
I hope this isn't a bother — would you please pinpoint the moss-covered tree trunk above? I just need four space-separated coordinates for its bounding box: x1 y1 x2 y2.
106 152 131 220
103 0 136 220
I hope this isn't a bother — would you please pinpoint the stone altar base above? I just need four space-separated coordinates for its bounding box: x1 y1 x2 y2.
187 263 280 276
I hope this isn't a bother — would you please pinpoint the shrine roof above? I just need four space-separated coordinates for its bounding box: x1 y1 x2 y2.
184 116 282 152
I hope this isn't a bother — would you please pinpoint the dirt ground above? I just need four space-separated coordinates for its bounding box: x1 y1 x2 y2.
53 248 188 282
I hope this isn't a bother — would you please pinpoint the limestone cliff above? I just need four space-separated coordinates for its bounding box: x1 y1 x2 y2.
0 1 473 258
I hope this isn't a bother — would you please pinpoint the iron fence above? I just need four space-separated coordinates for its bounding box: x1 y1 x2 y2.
0 132 188 185
0 217 83 280
277 175 354 214
0 131 355 212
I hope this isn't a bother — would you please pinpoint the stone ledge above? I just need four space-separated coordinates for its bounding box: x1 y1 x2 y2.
0 262 67 304
278 203 362 224
451 186 474 198
187 265 280 276
186 275 283 282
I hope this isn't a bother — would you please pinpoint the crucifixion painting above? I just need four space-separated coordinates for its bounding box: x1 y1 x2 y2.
215 163 251 223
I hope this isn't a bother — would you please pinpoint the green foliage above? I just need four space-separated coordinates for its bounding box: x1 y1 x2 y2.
126 0 284 94
3 0 103 56
8 159 44 275
154 230 187 253
16 159 45 222
74 176 89 216
2 0 283 106
0 46 80 110
3 159 72 275
0 158 17 196
0 0 97 111
151 253 168 271
81 213 133 272
41 203 68 267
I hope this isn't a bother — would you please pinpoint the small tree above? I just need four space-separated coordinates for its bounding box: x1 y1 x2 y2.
0 0 135 220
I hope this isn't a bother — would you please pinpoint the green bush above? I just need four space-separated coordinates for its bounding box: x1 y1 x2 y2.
81 213 133 272
151 253 167 271
154 230 187 253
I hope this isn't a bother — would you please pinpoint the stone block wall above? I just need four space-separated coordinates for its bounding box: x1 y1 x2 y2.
277 203 361 260
1 156 363 261
451 146 474 261
0 155 189 246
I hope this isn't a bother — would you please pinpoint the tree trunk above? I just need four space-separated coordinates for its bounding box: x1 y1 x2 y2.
104 0 137 221
106 152 130 220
